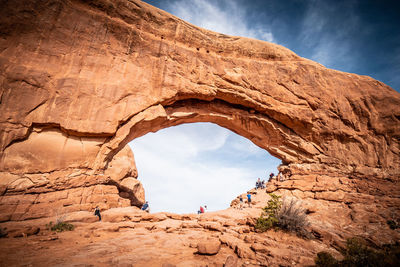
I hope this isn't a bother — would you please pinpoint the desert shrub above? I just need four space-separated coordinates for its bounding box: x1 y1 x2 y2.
387 211 399 230
255 193 281 232
276 197 310 237
314 238 400 267
45 209 74 232
341 237 381 266
315 251 338 267
46 221 74 232
387 219 399 230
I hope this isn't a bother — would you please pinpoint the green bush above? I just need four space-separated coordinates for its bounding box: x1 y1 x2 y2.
255 193 281 232
314 238 400 267
46 221 75 232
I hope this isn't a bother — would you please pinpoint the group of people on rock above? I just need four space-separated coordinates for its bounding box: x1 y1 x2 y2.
255 169 293 190
255 178 266 189
237 193 252 210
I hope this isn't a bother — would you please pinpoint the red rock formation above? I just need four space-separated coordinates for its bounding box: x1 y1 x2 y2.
0 0 399 248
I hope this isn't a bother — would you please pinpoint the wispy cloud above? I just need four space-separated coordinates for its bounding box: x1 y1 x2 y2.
300 0 361 70
162 0 274 42
129 123 280 214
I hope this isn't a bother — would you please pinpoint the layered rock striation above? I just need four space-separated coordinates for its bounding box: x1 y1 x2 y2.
0 0 399 245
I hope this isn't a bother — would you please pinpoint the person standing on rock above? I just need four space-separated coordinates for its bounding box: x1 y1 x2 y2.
239 196 244 210
269 172 274 181
94 206 101 221
247 193 252 207
199 206 205 214
141 201 150 213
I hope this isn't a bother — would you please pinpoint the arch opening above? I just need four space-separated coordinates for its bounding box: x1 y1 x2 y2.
128 122 281 214
95 95 322 175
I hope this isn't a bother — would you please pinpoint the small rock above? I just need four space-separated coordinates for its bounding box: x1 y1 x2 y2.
141 213 167 222
40 236 58 241
200 222 224 232
236 243 255 259
166 227 175 233
250 243 269 254
244 235 254 243
224 255 237 267
197 239 221 255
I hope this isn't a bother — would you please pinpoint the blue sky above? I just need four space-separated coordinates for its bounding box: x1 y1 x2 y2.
130 0 400 213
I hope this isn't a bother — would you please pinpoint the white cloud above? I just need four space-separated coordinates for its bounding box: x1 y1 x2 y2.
131 123 229 159
229 134 265 156
164 0 274 42
129 123 281 214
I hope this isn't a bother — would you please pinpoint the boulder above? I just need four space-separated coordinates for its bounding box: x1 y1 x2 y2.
197 239 221 255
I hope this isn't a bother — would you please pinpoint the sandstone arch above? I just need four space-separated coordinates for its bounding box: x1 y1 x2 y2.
0 0 399 243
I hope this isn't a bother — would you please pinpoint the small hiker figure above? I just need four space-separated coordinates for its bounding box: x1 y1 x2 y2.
239 196 244 210
94 206 101 221
198 205 208 214
247 193 252 207
261 180 266 189
269 172 274 181
141 201 150 213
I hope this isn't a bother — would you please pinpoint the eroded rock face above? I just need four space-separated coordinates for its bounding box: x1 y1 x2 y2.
0 0 399 245
0 144 142 222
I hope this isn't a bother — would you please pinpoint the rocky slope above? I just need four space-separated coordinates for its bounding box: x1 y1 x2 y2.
0 196 342 267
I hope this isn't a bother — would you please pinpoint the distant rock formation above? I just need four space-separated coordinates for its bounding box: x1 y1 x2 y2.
0 0 399 246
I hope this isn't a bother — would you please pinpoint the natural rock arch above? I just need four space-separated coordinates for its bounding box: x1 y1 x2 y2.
0 0 399 243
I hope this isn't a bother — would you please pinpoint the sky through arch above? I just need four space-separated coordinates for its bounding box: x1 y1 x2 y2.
129 122 281 214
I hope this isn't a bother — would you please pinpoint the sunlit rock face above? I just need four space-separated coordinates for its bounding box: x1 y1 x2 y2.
0 0 399 244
